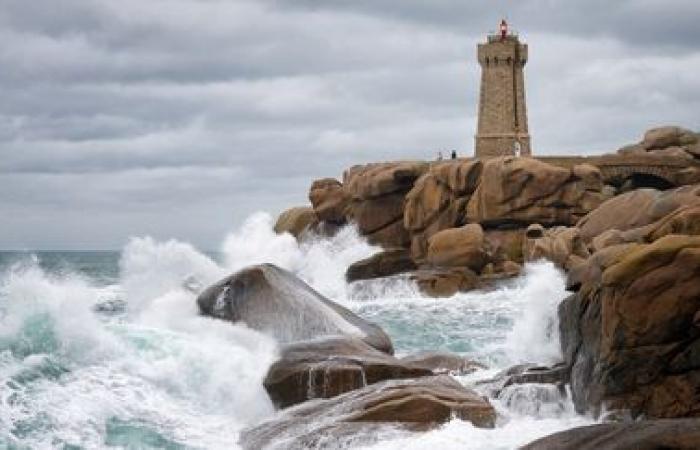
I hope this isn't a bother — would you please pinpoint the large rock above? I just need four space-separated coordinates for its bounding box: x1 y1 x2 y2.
577 185 700 243
308 178 349 224
197 264 393 354
400 351 485 375
522 418 700 450
588 203 700 252
344 161 429 199
523 225 590 270
349 193 406 235
364 216 411 248
409 267 480 297
403 171 453 232
274 206 318 239
404 160 482 232
643 126 696 150
645 204 700 241
264 338 431 408
342 162 428 249
403 160 482 262
484 228 525 264
240 376 496 450
408 197 469 263
572 163 604 192
577 189 659 242
466 157 605 227
476 363 568 399
565 243 641 294
560 235 700 418
345 249 417 282
617 125 700 160
426 224 488 272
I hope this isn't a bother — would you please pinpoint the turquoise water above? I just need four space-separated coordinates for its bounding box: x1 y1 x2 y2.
0 213 592 449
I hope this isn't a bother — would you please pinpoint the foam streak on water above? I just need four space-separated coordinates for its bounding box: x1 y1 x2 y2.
0 212 593 449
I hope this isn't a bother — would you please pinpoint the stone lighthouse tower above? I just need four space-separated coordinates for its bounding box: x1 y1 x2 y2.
475 20 531 158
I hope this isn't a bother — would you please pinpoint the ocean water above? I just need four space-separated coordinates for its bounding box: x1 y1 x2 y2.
0 212 594 449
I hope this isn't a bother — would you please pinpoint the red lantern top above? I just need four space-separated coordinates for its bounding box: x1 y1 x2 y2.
500 19 508 40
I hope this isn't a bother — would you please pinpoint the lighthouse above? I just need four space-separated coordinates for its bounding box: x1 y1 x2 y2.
474 20 531 158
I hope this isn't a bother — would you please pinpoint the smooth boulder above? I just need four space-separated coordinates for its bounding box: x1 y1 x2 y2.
522 418 700 450
264 337 431 408
409 267 480 297
427 224 488 272
345 249 417 282
274 206 318 239
240 376 496 450
197 264 393 354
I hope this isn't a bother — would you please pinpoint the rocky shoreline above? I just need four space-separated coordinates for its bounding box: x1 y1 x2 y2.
203 126 700 448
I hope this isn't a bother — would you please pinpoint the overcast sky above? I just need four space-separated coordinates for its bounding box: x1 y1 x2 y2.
1 0 699 250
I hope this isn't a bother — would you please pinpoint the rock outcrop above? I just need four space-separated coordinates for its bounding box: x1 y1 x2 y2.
476 363 568 398
197 264 393 354
274 206 318 239
560 234 700 418
523 224 590 270
345 248 417 282
308 178 350 224
577 185 700 244
466 157 605 227
404 160 483 261
343 161 428 248
483 228 525 266
240 376 496 450
426 224 488 272
523 418 700 450
618 125 699 161
264 338 431 408
409 267 481 297
394 157 606 295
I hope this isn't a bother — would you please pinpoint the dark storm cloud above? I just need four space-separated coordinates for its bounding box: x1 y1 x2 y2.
0 0 698 249
274 0 700 51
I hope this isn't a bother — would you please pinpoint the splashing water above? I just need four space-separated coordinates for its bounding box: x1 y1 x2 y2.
0 212 593 449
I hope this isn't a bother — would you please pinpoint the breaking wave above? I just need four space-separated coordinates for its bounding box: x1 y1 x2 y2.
0 212 592 449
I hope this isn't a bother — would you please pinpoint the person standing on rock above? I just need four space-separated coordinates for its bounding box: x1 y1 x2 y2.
451 150 457 159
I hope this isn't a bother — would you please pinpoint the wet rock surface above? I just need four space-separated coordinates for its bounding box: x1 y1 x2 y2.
240 376 496 450
399 351 486 375
522 418 700 450
345 248 417 282
263 337 431 409
409 267 481 297
197 264 393 354
560 234 700 418
476 363 568 398
273 206 318 239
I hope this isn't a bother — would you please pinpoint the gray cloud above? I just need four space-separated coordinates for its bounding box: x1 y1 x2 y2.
0 0 698 250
